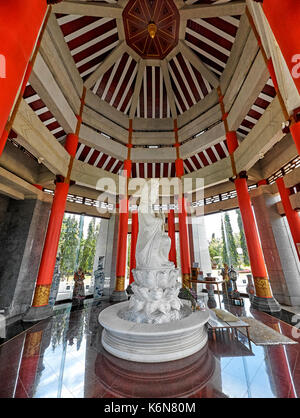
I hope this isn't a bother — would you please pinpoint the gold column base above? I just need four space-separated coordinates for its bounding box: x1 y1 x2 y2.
182 274 191 289
23 331 43 357
253 277 273 298
115 276 126 292
32 284 51 307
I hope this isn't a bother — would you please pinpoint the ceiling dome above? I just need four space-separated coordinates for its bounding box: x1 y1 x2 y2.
55 0 241 120
123 0 180 60
19 1 276 178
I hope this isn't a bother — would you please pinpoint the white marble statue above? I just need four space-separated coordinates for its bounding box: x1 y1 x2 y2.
120 180 186 324
136 179 173 269
99 181 209 363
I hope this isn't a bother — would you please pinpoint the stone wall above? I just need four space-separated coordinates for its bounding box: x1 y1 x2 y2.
0 195 51 321
189 216 212 276
93 214 119 298
252 189 300 306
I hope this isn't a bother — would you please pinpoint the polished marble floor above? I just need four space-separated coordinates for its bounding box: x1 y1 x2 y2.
0 296 299 398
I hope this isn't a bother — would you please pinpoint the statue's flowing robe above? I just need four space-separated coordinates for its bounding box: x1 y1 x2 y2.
136 206 163 268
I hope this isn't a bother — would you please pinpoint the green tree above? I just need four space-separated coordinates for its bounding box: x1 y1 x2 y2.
237 210 250 266
79 218 99 273
221 219 229 266
221 213 239 267
58 215 79 277
209 233 223 268
224 213 239 266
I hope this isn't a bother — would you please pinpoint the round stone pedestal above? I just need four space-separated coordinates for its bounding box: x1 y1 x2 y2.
99 301 209 363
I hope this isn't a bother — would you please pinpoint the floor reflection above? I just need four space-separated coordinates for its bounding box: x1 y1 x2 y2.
93 344 216 398
0 298 299 398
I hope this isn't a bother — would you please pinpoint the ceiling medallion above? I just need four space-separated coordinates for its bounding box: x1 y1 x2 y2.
148 22 157 39
123 0 180 60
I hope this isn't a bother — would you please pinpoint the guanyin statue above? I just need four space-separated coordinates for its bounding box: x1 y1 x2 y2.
99 179 209 363
119 179 187 324
136 179 173 269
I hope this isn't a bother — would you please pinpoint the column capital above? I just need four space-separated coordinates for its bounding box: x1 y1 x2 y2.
238 171 248 180
230 171 248 183
54 175 65 185
293 107 300 123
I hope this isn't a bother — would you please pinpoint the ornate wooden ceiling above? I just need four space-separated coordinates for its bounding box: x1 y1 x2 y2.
22 0 279 178
56 8 240 118
122 0 180 59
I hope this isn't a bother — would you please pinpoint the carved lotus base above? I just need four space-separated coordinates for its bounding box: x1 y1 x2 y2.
127 267 183 324
132 266 179 289
99 301 209 363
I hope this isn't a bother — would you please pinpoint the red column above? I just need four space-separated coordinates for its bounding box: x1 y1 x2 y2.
176 158 191 288
129 210 138 284
32 182 69 307
168 209 177 267
178 197 191 287
263 319 296 398
262 0 300 97
235 177 273 298
115 199 129 280
0 1 48 151
266 346 297 398
31 133 78 307
115 159 132 292
276 177 300 259
225 127 277 305
14 330 43 398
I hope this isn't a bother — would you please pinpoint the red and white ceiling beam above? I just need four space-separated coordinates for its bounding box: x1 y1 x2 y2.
0 1 60 156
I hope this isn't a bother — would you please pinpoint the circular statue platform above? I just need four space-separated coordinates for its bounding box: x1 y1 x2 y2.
99 301 209 363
